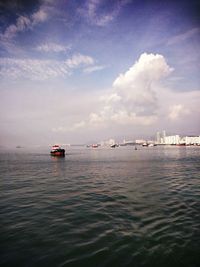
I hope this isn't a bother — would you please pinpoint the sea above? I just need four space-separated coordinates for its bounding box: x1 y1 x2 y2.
0 146 200 267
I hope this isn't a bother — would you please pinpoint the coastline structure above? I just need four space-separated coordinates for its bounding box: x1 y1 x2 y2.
156 131 200 145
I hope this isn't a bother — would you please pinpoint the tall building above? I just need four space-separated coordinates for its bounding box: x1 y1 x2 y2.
162 130 166 143
156 131 161 144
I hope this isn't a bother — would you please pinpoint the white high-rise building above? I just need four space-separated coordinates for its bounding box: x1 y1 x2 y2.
164 135 180 145
156 132 161 144
163 130 166 140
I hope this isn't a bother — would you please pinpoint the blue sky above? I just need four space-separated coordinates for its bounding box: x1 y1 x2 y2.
0 0 200 147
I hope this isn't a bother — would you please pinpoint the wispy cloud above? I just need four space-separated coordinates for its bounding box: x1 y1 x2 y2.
83 65 106 74
65 53 94 68
0 53 95 80
167 27 200 45
36 43 71 53
1 7 48 40
2 15 31 39
0 58 68 80
32 8 48 25
79 0 129 26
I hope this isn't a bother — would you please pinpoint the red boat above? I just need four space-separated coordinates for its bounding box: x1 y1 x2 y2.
50 145 65 157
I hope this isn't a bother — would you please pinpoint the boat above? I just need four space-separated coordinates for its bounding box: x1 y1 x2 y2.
86 144 100 148
50 144 65 157
148 143 155 147
110 144 119 148
92 144 99 148
16 145 23 149
142 142 148 147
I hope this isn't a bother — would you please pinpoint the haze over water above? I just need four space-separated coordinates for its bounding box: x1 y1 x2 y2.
1 146 200 267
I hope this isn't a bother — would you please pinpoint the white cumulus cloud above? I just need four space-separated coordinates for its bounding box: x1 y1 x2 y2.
70 52 173 130
113 53 173 112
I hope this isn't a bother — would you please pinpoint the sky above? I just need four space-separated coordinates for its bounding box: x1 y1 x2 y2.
0 0 200 147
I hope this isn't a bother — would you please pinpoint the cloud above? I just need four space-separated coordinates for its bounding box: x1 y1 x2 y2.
87 108 157 126
52 120 87 133
168 104 190 120
0 58 69 80
32 8 48 24
1 5 48 40
83 65 106 73
100 93 121 104
113 53 173 114
69 53 172 130
65 53 94 68
79 0 129 26
0 53 95 80
3 15 31 39
167 27 200 46
36 43 71 53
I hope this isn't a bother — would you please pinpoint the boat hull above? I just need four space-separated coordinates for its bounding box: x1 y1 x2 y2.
50 149 65 157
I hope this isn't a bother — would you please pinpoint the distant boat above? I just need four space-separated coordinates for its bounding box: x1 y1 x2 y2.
148 143 155 147
142 143 156 147
110 144 119 148
16 145 23 149
92 144 99 148
86 144 100 148
50 145 65 157
142 143 148 147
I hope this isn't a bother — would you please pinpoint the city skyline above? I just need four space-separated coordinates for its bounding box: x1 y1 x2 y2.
0 0 200 147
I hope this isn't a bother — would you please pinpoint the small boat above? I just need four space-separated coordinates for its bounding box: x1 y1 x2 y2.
148 143 155 147
92 144 99 148
110 144 119 148
142 142 148 147
50 145 65 157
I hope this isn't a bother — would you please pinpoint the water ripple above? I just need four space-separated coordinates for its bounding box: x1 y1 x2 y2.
1 147 200 267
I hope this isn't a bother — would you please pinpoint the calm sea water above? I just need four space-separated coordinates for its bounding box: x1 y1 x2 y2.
0 146 200 267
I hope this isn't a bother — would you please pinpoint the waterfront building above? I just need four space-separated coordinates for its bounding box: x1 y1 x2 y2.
155 130 200 145
156 130 166 144
156 132 161 144
123 139 135 145
163 130 166 141
164 135 180 145
185 136 200 145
